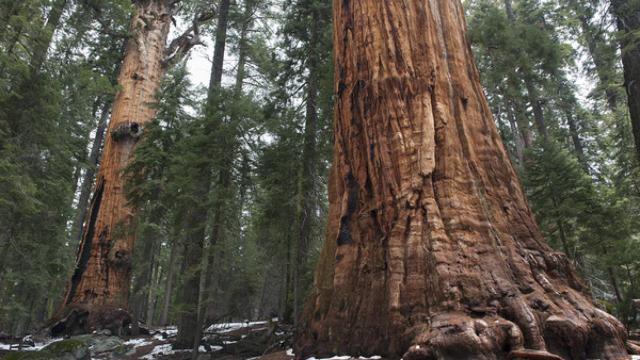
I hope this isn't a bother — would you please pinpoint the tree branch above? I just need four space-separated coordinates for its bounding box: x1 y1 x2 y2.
163 9 216 68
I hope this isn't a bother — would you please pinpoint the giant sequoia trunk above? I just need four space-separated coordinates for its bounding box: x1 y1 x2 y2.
59 0 173 325
611 0 640 159
295 1 629 359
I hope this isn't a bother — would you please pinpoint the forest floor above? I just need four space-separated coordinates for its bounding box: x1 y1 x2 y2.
0 320 384 360
7 321 639 359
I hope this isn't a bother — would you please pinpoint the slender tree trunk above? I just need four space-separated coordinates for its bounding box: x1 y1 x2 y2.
295 1 628 359
506 102 525 164
160 233 178 326
611 0 640 159
176 0 231 349
608 267 624 306
59 0 174 324
568 0 620 112
504 0 515 22
130 205 162 334
503 0 547 144
524 80 548 142
565 110 587 168
146 253 161 325
70 102 111 248
175 212 206 349
29 0 67 75
293 10 320 326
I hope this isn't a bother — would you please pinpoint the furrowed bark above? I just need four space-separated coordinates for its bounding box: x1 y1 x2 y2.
295 1 629 359
58 0 174 331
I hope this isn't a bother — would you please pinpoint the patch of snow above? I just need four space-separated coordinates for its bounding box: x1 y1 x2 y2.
299 355 382 360
223 340 237 344
161 326 178 336
631 356 640 360
141 344 189 359
0 338 63 352
286 349 295 356
206 321 268 333
124 338 151 348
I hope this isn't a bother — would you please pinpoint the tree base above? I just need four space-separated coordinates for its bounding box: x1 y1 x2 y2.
49 304 131 337
398 310 627 360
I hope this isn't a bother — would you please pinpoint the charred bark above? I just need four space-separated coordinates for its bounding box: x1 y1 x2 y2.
70 102 111 249
295 1 629 359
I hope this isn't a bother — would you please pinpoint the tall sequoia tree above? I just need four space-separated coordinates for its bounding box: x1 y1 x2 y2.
59 0 209 328
295 1 630 359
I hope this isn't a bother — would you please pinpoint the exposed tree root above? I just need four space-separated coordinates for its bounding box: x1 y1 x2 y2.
508 350 564 360
401 308 628 360
627 340 640 355
402 313 524 360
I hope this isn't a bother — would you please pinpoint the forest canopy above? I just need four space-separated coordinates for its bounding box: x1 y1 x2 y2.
0 0 639 359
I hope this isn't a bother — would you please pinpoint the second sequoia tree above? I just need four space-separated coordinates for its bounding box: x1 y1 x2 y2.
295 1 629 359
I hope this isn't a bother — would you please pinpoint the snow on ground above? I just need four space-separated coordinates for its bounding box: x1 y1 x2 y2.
285 349 382 360
124 337 153 348
141 344 190 359
205 320 268 333
160 326 178 336
0 337 63 352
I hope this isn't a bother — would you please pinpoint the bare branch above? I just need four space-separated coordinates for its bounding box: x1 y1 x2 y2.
163 8 216 68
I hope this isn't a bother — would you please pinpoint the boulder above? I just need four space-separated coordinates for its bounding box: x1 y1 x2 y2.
3 338 90 360
2 335 128 360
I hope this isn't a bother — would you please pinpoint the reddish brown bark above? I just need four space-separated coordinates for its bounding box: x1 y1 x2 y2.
295 1 628 359
60 1 173 317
